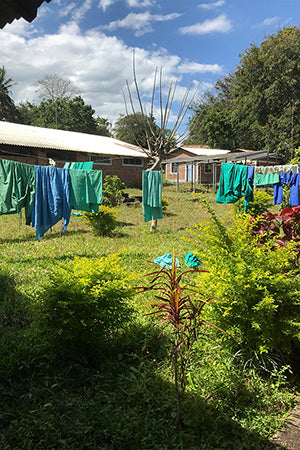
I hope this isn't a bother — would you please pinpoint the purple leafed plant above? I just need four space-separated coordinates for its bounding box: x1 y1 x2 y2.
138 255 224 426
248 206 300 261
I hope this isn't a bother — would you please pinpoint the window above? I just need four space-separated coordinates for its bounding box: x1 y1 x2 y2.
204 164 212 174
170 163 178 174
93 156 112 165
122 158 143 166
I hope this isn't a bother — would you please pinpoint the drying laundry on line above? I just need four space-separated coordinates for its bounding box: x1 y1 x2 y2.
216 162 300 209
0 158 103 240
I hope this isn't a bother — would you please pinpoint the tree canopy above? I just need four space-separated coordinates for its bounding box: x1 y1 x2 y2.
188 26 300 162
35 74 80 101
0 66 19 121
17 96 111 136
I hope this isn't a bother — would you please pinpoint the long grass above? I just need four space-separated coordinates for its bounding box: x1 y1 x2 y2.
0 184 297 449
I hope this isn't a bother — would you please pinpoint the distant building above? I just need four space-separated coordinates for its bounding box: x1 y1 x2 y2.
0 121 148 188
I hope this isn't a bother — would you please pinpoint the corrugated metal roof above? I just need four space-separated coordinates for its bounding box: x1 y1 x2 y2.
180 146 231 156
0 121 148 158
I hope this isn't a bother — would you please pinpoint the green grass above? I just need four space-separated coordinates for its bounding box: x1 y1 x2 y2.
0 184 297 449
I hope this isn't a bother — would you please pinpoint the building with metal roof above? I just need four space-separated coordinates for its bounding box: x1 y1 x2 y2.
0 121 148 188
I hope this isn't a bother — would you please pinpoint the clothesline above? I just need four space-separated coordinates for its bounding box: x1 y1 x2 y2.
216 162 300 210
0 158 103 241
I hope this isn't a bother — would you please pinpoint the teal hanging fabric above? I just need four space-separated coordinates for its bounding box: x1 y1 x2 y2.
142 170 163 222
69 169 102 213
0 159 36 224
216 163 253 212
64 161 94 170
254 168 280 186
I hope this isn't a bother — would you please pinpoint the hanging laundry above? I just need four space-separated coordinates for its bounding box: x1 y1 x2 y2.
31 166 71 241
274 168 300 206
247 166 255 203
254 164 298 175
142 170 163 222
0 158 35 224
254 167 280 186
216 163 253 212
64 161 94 170
69 169 102 213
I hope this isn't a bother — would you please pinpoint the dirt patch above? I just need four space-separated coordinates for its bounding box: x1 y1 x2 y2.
270 404 300 449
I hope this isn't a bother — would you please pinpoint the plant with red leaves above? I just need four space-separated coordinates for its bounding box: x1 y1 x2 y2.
138 255 226 426
249 206 300 261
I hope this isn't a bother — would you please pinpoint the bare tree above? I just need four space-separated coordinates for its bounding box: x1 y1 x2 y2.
123 52 198 230
35 74 80 101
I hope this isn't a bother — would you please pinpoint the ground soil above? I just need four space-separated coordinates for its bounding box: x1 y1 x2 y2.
269 404 300 449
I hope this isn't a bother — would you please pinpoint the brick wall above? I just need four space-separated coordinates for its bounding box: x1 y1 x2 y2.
0 144 148 188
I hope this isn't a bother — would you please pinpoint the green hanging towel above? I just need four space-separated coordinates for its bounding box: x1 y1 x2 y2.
64 161 94 170
142 170 163 222
0 159 36 224
216 163 253 212
69 169 102 213
254 168 280 186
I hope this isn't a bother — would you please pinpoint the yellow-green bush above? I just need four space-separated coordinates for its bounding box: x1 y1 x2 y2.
83 205 119 236
232 188 273 217
188 197 300 369
36 254 135 360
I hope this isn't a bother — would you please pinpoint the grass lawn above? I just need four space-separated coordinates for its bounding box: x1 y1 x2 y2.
0 184 297 449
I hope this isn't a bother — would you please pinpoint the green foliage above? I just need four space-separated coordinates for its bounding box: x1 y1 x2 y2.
17 96 111 136
161 194 169 212
83 205 119 236
139 256 220 426
102 174 126 206
188 27 300 161
232 188 273 217
188 197 300 368
35 254 135 359
0 66 19 121
113 112 176 155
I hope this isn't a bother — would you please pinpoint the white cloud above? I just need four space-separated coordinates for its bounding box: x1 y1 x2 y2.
102 12 181 36
0 20 207 126
198 1 225 10
98 0 153 11
179 14 232 35
263 16 280 26
178 62 223 74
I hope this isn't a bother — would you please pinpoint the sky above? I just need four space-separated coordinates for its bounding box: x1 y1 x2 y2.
1 0 299 132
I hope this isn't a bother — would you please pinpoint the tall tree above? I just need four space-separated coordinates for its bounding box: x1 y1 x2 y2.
0 66 19 121
188 26 300 162
35 74 80 101
18 96 111 136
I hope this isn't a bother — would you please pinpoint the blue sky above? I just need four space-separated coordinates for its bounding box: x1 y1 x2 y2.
1 0 299 130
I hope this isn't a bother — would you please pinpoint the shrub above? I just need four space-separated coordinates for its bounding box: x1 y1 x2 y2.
83 205 119 236
187 197 300 369
36 254 135 360
161 194 169 212
232 188 273 217
102 175 126 206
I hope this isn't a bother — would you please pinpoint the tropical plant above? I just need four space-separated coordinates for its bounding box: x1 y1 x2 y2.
138 256 223 426
248 206 300 260
0 66 18 121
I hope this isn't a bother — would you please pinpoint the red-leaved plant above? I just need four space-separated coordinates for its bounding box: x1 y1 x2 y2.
138 255 225 426
248 206 300 263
